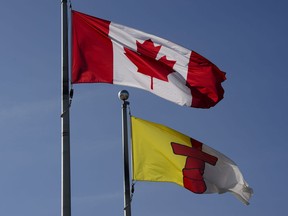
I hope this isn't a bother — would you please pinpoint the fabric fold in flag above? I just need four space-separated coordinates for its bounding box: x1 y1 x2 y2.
72 10 226 108
131 116 253 204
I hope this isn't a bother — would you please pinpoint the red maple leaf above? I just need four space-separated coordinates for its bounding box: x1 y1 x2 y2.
124 39 176 89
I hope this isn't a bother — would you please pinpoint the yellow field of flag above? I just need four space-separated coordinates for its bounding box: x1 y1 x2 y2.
131 116 253 204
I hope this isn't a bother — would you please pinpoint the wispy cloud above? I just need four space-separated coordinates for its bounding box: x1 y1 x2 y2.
73 191 122 204
0 97 59 122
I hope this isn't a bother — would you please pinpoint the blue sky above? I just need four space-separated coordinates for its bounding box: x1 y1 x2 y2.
0 0 287 215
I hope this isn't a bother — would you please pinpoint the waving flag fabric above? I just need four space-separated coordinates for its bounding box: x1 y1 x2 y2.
131 116 253 204
72 10 226 108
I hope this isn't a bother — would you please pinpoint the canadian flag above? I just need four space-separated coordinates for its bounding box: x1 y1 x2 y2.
72 10 226 108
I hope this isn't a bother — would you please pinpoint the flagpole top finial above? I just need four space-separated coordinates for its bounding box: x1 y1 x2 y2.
118 90 129 101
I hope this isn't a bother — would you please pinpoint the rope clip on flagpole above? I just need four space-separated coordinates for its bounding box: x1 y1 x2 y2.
60 88 74 118
118 90 132 216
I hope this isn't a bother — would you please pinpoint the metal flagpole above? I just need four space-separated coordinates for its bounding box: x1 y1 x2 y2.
61 1 71 216
118 90 132 216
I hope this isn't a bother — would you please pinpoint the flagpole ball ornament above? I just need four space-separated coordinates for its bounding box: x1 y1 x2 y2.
118 90 129 101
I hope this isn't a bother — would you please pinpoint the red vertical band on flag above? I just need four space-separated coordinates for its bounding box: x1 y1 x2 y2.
187 51 226 108
72 11 113 83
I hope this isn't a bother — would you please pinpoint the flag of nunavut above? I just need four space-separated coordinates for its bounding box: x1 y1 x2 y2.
131 116 253 205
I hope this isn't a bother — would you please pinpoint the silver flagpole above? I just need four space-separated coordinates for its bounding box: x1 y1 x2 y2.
118 90 132 216
61 1 71 216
